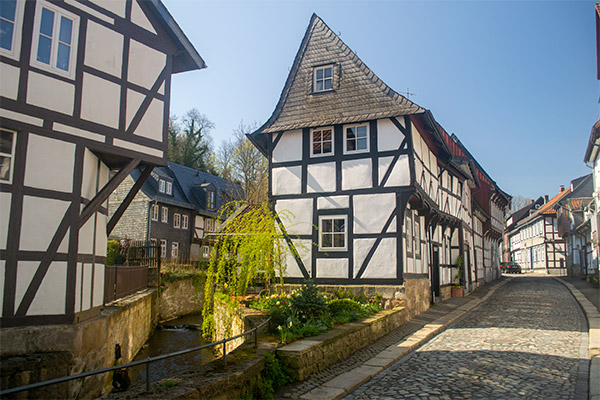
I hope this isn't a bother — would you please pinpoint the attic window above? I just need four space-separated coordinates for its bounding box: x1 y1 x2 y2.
207 190 215 209
313 64 333 92
158 179 173 195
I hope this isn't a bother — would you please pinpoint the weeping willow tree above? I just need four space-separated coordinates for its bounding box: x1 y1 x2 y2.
202 201 293 338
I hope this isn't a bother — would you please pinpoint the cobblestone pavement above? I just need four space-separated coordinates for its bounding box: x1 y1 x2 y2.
275 282 499 399
344 277 589 400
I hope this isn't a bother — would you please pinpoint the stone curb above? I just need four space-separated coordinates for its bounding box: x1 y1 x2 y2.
299 278 513 400
554 278 600 400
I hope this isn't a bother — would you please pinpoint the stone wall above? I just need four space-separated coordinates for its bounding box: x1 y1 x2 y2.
213 298 268 356
159 278 203 321
0 289 159 399
403 278 431 317
440 285 452 301
278 307 410 381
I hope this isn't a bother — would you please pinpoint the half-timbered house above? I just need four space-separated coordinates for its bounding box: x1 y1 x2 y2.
0 0 204 325
249 14 508 310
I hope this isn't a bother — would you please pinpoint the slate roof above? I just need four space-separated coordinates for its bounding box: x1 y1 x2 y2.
506 196 544 231
253 14 424 136
135 162 244 217
516 188 571 227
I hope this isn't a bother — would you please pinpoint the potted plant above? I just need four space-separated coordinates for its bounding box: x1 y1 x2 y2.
451 255 464 297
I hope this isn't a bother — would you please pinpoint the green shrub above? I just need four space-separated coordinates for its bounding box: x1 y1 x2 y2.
106 240 120 266
291 280 328 322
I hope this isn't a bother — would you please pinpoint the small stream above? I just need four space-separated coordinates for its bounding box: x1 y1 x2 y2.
129 314 216 385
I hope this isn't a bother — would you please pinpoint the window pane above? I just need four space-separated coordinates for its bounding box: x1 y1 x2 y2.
56 42 70 71
0 19 14 50
347 139 355 151
0 0 16 21
357 138 367 150
37 35 52 64
316 69 323 79
322 130 331 141
40 8 54 37
313 131 321 142
333 233 344 248
322 219 332 233
324 78 332 90
324 67 332 78
322 233 332 248
333 219 344 232
0 130 13 154
313 142 321 154
316 80 323 91
0 156 10 181
346 127 356 139
322 142 331 153
357 126 367 137
59 16 72 44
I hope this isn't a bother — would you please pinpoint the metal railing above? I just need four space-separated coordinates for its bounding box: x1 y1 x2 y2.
0 318 270 396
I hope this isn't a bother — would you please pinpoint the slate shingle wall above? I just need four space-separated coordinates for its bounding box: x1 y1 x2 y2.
108 175 150 241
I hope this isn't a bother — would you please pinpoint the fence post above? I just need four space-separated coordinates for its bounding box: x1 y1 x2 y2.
222 341 227 363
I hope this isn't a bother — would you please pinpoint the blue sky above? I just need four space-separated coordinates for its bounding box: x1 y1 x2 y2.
162 0 598 200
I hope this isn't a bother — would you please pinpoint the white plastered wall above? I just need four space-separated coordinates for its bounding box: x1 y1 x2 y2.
272 166 302 196
84 20 123 78
307 162 336 193
353 193 395 234
275 198 313 236
341 159 371 190
15 261 67 316
26 72 74 115
377 118 405 152
272 130 302 163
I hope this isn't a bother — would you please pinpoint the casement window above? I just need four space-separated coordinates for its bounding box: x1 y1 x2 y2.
313 64 333 92
0 129 16 183
405 211 413 256
161 206 168 223
207 190 215 209
202 245 210 258
166 181 172 195
173 213 181 228
0 0 24 59
414 215 421 258
311 127 333 156
160 239 167 258
182 215 189 230
345 125 368 153
319 215 347 251
31 1 79 78
171 242 179 258
150 204 159 221
159 179 165 193
205 219 214 232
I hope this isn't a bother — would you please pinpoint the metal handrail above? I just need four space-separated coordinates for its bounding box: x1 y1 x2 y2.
0 317 271 396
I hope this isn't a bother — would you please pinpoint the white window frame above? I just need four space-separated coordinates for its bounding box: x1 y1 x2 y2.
182 214 189 230
205 218 214 232
311 127 334 157
318 215 347 251
207 190 215 209
30 0 79 79
166 181 172 195
171 242 179 258
414 215 421 258
0 0 25 60
160 239 167 258
150 204 159 221
0 128 17 184
173 213 181 228
202 245 210 258
161 206 168 223
313 64 334 93
158 179 165 193
406 210 413 256
344 124 369 154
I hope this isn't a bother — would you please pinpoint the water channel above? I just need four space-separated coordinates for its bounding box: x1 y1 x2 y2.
129 314 217 385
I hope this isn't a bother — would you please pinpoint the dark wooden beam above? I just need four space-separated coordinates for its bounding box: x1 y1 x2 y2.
107 165 153 235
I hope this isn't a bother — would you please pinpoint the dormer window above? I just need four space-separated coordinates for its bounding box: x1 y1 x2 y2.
158 178 173 195
159 179 165 193
313 64 333 92
166 181 172 195
207 190 215 209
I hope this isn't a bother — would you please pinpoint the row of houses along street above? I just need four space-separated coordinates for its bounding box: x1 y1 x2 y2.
0 1 598 399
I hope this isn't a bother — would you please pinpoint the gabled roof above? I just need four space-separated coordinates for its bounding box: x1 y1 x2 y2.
516 188 571 227
253 14 424 136
506 196 544 231
135 162 243 216
146 0 206 73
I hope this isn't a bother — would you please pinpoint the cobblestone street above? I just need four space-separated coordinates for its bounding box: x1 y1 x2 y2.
344 276 589 400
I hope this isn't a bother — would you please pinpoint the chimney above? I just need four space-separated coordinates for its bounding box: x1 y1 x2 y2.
544 195 549 203
560 185 565 192
531 199 534 204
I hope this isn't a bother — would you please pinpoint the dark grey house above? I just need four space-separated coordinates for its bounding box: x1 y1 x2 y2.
109 162 243 263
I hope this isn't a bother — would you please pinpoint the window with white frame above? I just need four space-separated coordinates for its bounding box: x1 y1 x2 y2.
160 239 167 258
173 213 181 228
405 211 413 255
202 245 210 258
205 218 214 232
159 179 166 193
171 242 179 258
0 0 24 59
319 215 347 251
345 125 368 153
182 214 189 229
31 1 79 78
311 127 333 156
207 190 215 209
0 129 16 183
414 215 421 258
151 204 159 221
166 181 172 195
313 64 333 92
161 206 168 223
